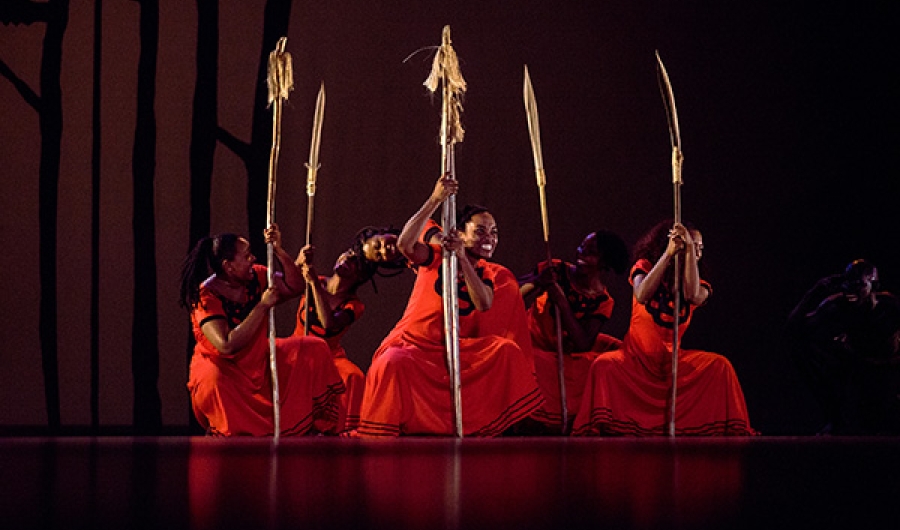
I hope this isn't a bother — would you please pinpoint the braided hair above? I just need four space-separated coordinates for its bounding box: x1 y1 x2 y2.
351 226 406 293
179 233 240 310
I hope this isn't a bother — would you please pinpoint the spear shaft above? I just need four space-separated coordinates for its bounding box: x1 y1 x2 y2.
265 36 294 441
303 82 325 336
425 25 466 437
523 66 568 434
656 51 684 437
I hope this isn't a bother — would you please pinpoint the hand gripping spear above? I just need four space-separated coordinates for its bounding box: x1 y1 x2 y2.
303 82 326 336
655 51 685 437
424 25 467 437
265 36 294 441
523 66 569 434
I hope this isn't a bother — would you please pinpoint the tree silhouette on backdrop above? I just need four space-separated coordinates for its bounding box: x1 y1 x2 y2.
130 0 163 434
1 0 71 432
214 0 294 260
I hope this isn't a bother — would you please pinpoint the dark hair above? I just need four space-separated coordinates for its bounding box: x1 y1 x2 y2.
334 248 374 293
179 233 240 310
632 219 705 278
457 204 490 227
351 225 406 293
591 229 630 275
632 219 698 262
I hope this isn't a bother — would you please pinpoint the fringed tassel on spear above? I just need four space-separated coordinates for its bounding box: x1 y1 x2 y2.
655 51 684 437
265 36 294 442
303 82 326 336
424 25 467 438
523 66 569 434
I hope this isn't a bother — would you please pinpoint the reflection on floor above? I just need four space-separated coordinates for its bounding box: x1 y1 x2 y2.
2 436 899 530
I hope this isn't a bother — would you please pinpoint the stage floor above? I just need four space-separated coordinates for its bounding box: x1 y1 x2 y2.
2 436 899 530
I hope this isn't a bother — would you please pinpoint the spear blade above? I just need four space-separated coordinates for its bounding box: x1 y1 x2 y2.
523 65 545 184
655 50 683 185
306 82 325 199
523 66 550 241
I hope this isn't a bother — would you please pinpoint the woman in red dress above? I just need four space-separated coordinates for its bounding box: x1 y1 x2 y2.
292 243 374 434
179 224 344 436
572 220 756 436
357 175 543 436
519 229 629 433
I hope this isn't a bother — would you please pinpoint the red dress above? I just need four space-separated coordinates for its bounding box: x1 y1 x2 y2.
294 279 366 434
572 259 756 436
358 245 543 436
527 260 623 430
187 265 345 436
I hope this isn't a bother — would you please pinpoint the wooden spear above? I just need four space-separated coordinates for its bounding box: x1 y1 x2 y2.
523 66 569 434
655 51 684 437
303 82 325 336
265 36 294 441
424 25 467 437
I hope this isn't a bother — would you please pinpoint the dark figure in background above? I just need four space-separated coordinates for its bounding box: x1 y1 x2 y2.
787 259 900 435
517 230 630 433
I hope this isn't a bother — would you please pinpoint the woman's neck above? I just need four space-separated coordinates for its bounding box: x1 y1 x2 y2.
571 267 605 296
214 273 244 290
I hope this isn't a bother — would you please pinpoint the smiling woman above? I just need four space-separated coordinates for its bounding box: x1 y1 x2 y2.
356 175 543 437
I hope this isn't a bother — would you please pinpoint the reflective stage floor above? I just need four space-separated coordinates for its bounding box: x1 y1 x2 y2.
2 436 899 530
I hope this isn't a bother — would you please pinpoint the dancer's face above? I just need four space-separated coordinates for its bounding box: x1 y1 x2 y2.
461 212 498 260
691 230 703 260
576 233 601 273
334 250 361 280
223 238 255 282
362 233 399 263
848 268 878 299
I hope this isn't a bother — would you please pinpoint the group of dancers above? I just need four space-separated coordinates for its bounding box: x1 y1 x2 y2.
175 27 900 438
179 173 760 437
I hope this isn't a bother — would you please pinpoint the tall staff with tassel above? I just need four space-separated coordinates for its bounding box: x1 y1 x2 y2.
523 66 569 434
424 26 467 438
655 51 684 437
303 82 326 336
265 36 294 441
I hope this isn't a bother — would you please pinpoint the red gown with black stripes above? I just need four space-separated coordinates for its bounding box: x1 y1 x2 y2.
358 244 543 436
187 264 345 436
294 280 366 434
572 259 756 436
527 259 623 430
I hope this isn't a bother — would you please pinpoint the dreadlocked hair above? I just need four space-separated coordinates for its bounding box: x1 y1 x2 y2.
178 233 240 310
352 225 406 294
